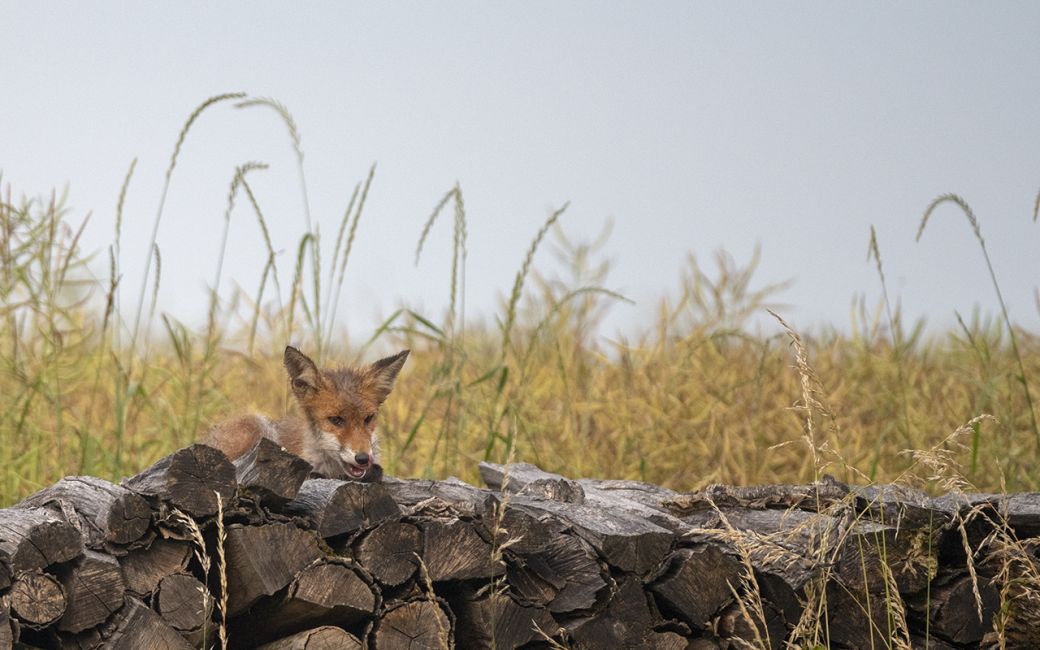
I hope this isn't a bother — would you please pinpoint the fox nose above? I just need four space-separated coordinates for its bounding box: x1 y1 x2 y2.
354 452 370 467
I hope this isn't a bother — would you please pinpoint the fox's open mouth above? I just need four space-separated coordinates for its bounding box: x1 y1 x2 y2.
346 464 367 480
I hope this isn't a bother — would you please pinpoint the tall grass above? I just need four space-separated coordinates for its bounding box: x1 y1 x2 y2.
0 96 1038 509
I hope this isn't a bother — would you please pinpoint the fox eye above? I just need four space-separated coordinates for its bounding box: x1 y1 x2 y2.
364 414 375 426
328 416 345 427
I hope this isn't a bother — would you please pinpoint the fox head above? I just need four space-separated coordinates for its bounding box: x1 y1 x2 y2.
284 346 409 480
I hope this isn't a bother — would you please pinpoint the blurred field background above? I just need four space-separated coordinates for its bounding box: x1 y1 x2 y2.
1 96 1038 507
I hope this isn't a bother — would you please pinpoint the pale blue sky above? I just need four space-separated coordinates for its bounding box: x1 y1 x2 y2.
3 2 1039 342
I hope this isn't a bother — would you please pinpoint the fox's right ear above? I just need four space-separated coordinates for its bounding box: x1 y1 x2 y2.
284 346 321 396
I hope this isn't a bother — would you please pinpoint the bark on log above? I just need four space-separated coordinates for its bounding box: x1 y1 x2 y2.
10 569 66 629
284 478 400 539
505 495 673 576
254 626 363 650
233 437 312 507
18 476 152 549
479 462 586 504
55 549 125 633
224 522 324 617
122 444 236 518
0 506 83 573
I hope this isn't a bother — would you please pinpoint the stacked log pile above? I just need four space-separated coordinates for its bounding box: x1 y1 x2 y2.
0 440 1038 648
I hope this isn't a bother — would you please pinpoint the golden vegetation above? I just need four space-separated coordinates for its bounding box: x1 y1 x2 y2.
1 95 1038 508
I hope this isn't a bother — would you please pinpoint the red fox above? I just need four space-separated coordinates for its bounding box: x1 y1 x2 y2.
203 346 409 481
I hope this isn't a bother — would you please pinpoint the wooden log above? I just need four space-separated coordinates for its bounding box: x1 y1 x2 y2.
504 495 673 576
479 461 586 503
284 478 400 539
821 582 897 650
10 569 66 629
421 519 503 582
254 626 363 650
230 558 379 647
0 506 83 573
123 444 236 518
18 476 152 548
371 599 453 650
480 493 565 555
119 537 192 597
451 590 561 649
382 476 492 518
155 573 212 646
58 597 192 650
353 521 422 587
649 544 742 628
715 600 787 650
0 550 10 591
568 577 655 648
224 522 324 617
55 549 125 633
506 530 607 613
234 437 312 506
914 573 1001 646
0 594 15 649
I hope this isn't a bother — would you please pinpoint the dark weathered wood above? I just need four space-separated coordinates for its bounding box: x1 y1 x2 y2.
382 476 492 518
18 476 152 548
119 537 192 597
234 437 312 506
55 549 125 633
506 495 673 575
716 599 787 650
480 461 586 503
0 550 10 591
568 577 655 648
224 522 324 617
451 591 560 649
649 544 741 627
0 594 14 649
254 626 363 650
59 597 192 650
0 506 83 573
123 444 236 518
371 599 453 650
284 478 400 538
155 573 212 646
421 519 503 582
506 530 606 613
10 569 66 629
354 521 421 586
230 558 378 647
918 573 1000 646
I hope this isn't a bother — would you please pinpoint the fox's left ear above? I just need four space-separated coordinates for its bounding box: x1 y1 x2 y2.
369 349 410 403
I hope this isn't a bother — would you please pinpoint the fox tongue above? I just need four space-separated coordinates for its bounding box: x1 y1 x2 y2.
346 465 367 479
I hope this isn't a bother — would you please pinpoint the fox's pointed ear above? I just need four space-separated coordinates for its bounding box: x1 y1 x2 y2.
369 349 409 403
284 346 321 396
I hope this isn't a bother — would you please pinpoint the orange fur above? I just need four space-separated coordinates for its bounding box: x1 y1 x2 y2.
202 347 409 480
